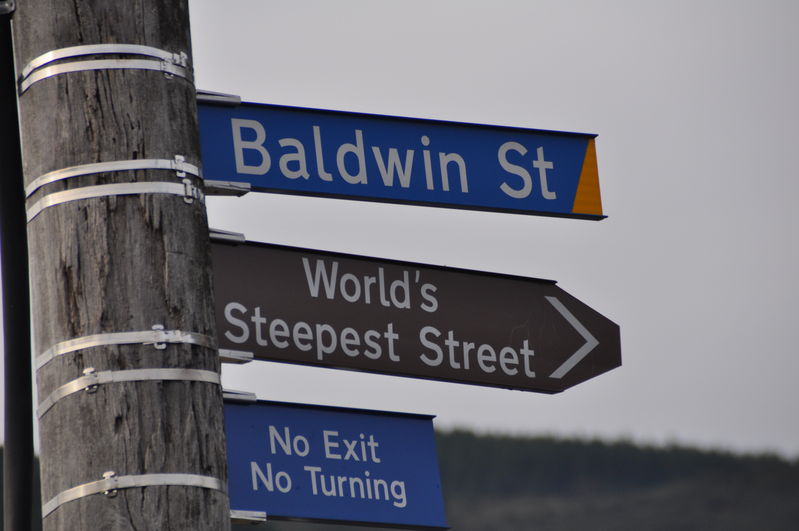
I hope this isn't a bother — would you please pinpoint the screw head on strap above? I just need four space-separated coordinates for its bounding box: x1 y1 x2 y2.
102 471 118 497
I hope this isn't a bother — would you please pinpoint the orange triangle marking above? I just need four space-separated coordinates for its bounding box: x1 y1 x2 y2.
571 138 603 217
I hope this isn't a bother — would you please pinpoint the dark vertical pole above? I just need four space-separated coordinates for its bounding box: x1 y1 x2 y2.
13 1 230 529
1 2 36 530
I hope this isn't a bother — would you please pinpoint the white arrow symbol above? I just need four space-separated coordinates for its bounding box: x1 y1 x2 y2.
545 296 599 379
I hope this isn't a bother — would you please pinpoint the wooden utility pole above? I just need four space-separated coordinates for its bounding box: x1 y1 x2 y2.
13 1 230 529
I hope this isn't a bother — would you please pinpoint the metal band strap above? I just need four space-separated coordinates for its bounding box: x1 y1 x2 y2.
25 156 201 198
38 368 221 418
36 329 216 371
21 44 187 79
19 44 190 93
26 180 204 222
42 472 225 519
20 58 191 93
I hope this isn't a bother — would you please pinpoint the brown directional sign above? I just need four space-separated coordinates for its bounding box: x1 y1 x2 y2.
212 239 621 393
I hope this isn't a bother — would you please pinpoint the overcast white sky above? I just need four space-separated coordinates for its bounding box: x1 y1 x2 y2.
192 0 799 458
3 0 798 459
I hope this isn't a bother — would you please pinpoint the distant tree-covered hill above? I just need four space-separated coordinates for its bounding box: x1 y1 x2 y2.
435 430 799 531
4 430 798 530
248 431 799 531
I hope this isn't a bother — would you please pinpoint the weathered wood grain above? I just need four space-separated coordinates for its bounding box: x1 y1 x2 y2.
13 1 230 529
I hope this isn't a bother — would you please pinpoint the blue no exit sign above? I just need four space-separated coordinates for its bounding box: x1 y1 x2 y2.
225 399 448 529
198 99 604 220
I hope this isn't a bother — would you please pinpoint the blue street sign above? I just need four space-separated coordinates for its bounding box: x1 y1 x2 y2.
198 99 605 219
225 400 448 529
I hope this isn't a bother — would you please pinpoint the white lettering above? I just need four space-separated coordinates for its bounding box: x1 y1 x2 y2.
385 323 400 362
420 283 438 312
498 141 532 198
252 306 268 346
341 327 360 357
389 271 410 309
521 339 536 377
419 326 443 366
269 319 290 348
323 430 342 460
278 137 310 179
315 324 337 360
438 152 469 192
313 126 334 181
251 462 291 493
340 273 361 303
302 257 338 299
477 344 497 373
302 466 406 507
269 425 291 455
231 119 271 175
223 305 403 363
305 465 322 494
293 321 313 351
421 136 434 190
372 146 414 187
224 302 249 343
336 129 368 184
418 328 537 377
533 146 556 199
363 330 382 359
499 346 519 375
